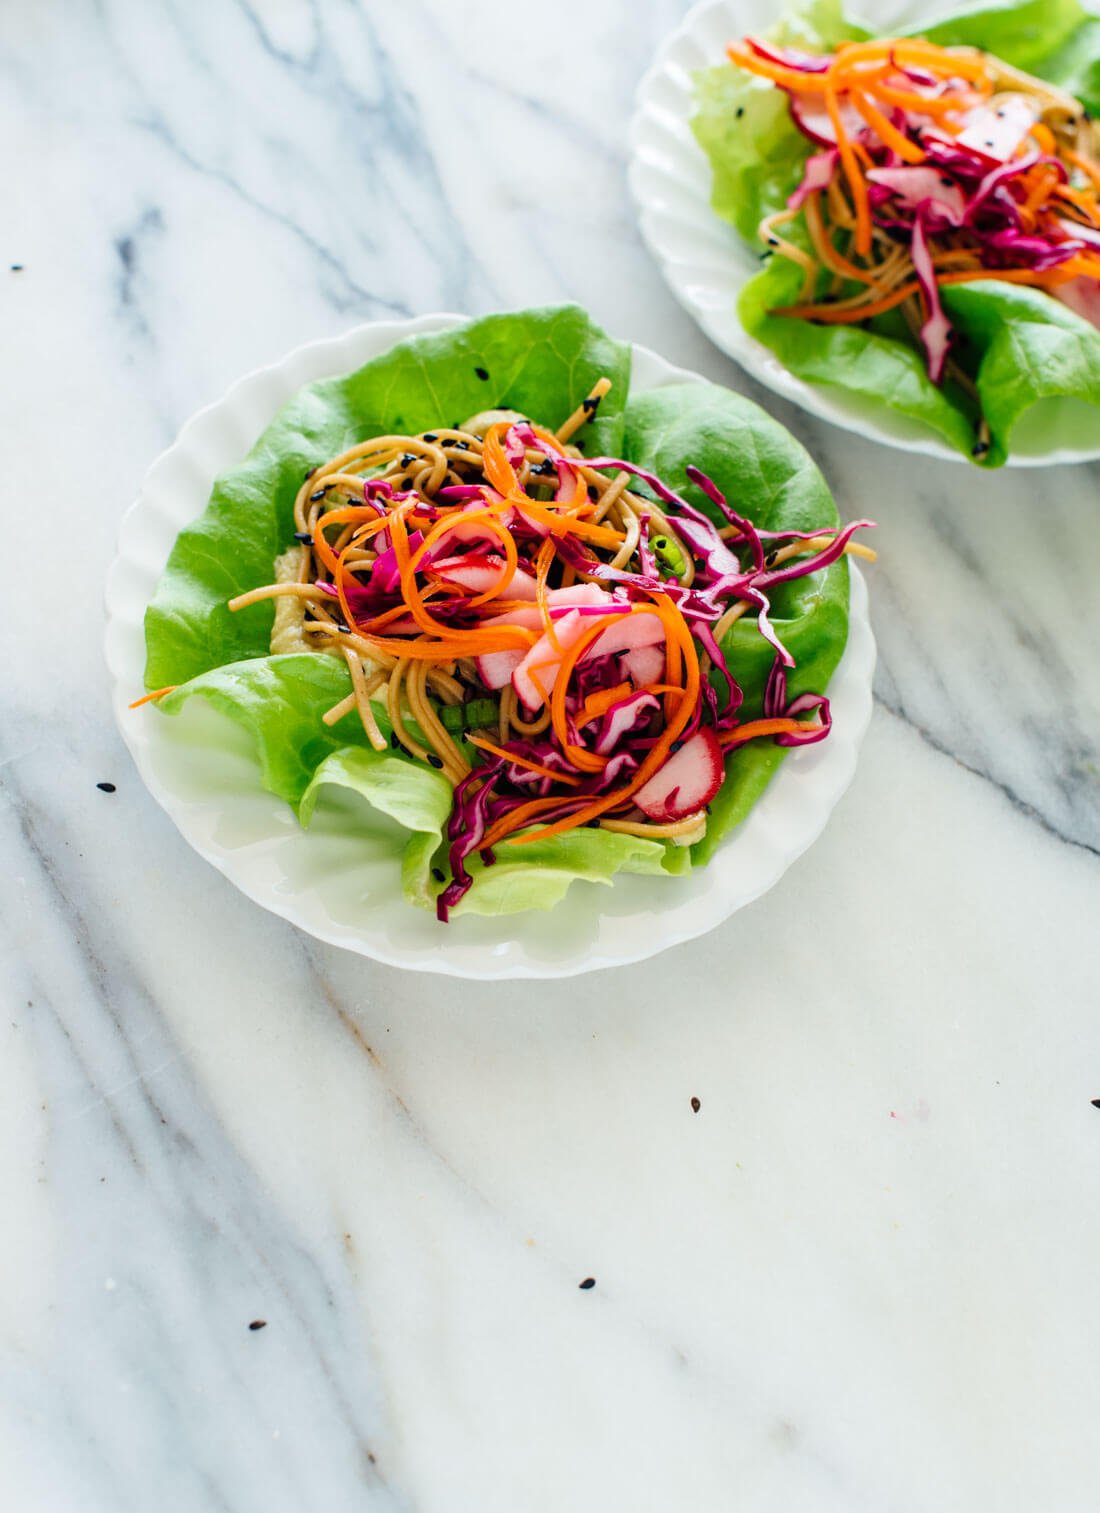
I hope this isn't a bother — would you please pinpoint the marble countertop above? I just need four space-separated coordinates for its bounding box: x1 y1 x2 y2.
5 1 1100 1508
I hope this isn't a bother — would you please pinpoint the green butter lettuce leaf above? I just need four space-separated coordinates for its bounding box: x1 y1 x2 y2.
943 278 1100 442
452 829 674 918
145 306 632 691
738 253 985 458
692 68 809 246
144 311 853 919
158 654 371 805
300 746 453 910
622 382 849 865
691 0 1100 464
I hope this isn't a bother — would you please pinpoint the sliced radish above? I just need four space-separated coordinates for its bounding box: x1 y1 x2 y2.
789 93 863 148
866 166 966 226
956 97 1037 163
430 502 513 557
789 147 840 210
429 554 507 594
476 648 525 691
594 691 660 756
429 553 540 601
512 605 667 711
746 36 830 74
619 643 666 689
583 612 666 660
511 609 593 710
634 728 724 823
481 583 613 637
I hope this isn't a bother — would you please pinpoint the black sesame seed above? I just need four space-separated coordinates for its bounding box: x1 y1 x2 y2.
294 529 312 542
690 1096 701 1113
578 1277 596 1290
940 175 953 186
766 235 779 247
400 452 415 467
1091 1098 1100 1109
248 1320 267 1331
432 868 446 883
336 622 350 633
588 484 599 501
735 106 744 119
10 264 24 272
533 459 556 477
310 489 326 502
971 440 990 457
304 466 316 479
984 139 994 148
453 440 469 451
670 740 684 753
427 753 444 769
581 395 600 414
474 366 489 381
422 432 438 443
96 781 116 793
760 250 773 261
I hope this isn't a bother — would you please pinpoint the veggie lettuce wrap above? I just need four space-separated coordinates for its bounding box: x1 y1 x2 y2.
692 0 1100 464
141 306 865 920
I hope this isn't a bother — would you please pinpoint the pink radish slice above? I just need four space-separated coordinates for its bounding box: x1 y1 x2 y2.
511 609 594 710
620 643 666 689
789 93 863 147
789 147 840 209
476 648 525 691
594 691 660 756
513 606 667 710
956 97 1037 163
429 554 538 600
583 612 665 660
481 584 614 637
746 36 830 73
634 728 724 823
865 166 966 225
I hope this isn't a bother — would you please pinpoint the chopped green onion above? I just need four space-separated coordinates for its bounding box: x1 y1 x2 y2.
464 697 499 730
440 697 499 733
652 534 687 577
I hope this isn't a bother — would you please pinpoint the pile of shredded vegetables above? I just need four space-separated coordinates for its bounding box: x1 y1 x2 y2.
728 34 1100 451
140 381 874 920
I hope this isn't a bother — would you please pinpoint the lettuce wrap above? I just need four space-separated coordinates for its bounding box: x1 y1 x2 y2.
143 306 851 918
692 0 1100 464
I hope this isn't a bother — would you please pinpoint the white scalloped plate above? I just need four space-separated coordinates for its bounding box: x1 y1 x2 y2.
629 0 1100 467
104 315 875 979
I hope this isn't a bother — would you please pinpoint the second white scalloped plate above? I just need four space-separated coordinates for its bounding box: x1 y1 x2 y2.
105 314 875 979
629 0 1100 468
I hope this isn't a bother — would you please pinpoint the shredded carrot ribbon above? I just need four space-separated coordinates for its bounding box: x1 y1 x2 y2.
129 685 177 709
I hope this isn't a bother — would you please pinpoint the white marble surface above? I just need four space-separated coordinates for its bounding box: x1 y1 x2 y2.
4 1 1100 1509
